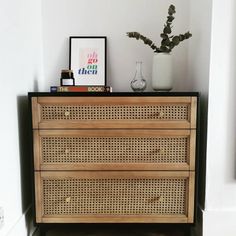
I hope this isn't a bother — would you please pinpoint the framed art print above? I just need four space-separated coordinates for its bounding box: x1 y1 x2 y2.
69 36 107 86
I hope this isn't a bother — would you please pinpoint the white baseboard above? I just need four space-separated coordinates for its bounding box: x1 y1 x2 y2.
202 209 236 236
6 206 37 236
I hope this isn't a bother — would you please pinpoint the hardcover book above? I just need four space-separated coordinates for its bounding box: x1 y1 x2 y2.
50 86 111 93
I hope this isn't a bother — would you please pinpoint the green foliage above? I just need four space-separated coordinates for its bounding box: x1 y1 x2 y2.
126 5 192 53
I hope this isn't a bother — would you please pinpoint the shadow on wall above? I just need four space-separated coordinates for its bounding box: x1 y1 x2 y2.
220 0 236 182
17 96 32 211
229 0 236 180
17 95 34 236
231 1 236 179
228 1 236 183
16 79 39 235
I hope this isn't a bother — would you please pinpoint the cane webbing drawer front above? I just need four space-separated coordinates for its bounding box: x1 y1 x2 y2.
34 129 196 171
32 97 197 129
42 104 188 120
35 171 194 223
30 93 198 225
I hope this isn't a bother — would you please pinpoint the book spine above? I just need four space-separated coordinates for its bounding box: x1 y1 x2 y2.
50 86 111 92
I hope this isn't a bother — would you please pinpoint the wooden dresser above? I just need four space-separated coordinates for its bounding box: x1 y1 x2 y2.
29 92 198 224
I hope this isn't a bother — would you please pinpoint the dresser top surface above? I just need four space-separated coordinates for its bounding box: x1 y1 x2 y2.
28 91 199 97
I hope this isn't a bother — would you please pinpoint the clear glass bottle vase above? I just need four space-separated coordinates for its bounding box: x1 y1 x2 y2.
130 61 147 92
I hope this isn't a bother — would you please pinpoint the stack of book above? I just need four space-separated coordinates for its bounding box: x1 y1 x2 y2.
50 86 112 93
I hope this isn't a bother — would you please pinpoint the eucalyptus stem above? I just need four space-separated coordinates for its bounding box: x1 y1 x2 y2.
126 32 161 53
126 5 192 53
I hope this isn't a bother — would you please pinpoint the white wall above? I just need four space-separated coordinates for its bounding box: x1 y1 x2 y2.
202 0 236 234
188 0 212 235
206 0 236 211
0 0 43 235
41 0 190 92
188 0 212 205
188 0 212 95
189 0 236 235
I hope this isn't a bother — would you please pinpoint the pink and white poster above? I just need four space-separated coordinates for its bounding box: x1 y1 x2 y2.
70 37 106 86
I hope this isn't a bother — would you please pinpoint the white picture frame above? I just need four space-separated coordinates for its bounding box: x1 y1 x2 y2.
69 36 107 86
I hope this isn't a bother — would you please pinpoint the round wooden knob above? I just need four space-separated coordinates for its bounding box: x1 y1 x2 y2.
65 149 70 154
65 197 71 203
64 111 70 116
147 196 162 203
156 148 164 154
159 111 164 117
159 148 165 154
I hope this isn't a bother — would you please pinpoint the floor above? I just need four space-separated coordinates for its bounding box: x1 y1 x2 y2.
38 224 190 236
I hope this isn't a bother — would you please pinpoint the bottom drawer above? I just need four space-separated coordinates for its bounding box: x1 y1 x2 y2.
35 171 195 223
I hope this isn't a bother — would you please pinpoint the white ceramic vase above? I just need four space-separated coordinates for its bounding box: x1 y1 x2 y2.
152 53 173 91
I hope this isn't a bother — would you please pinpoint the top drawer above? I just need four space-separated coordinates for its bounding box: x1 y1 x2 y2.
31 96 197 129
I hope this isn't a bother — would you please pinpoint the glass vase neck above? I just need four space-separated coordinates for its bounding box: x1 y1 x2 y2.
135 62 143 75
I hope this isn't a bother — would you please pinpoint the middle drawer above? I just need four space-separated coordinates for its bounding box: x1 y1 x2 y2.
33 129 196 171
